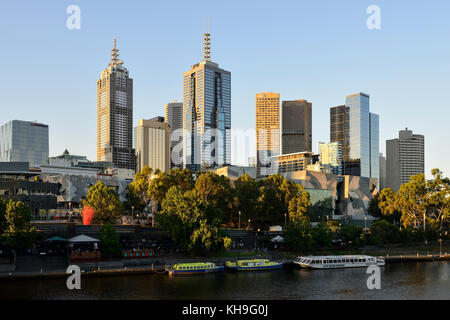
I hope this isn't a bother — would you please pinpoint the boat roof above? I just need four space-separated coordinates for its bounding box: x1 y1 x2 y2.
174 262 214 266
298 255 375 259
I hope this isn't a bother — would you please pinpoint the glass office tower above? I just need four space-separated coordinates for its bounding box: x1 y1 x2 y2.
182 32 231 172
344 92 379 180
0 120 49 168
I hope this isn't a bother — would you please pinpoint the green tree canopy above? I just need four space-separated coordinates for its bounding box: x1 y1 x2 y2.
156 186 230 254
257 174 309 227
234 174 260 225
2 200 36 250
82 181 124 225
99 224 121 258
339 224 365 248
195 172 234 223
284 217 315 251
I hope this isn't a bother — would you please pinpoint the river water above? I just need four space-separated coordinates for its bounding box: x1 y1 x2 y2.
0 262 449 300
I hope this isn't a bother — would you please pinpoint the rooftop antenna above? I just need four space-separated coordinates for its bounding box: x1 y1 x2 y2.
203 18 211 61
109 37 123 67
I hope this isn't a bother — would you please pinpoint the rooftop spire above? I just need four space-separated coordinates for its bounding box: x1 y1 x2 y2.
203 19 211 61
109 37 123 67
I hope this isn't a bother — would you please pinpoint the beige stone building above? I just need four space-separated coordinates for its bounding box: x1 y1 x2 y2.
135 117 171 173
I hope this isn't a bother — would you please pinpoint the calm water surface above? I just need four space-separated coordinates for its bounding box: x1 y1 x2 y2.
0 262 449 300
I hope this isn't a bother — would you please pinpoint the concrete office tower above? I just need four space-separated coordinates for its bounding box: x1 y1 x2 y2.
182 32 231 172
281 100 312 154
165 101 183 168
379 153 386 190
0 120 49 168
135 117 171 173
319 141 343 175
330 93 379 182
256 92 280 178
386 128 424 191
165 101 183 132
97 38 136 171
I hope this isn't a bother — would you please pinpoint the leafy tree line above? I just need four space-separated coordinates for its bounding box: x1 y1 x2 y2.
125 167 312 254
370 169 450 242
0 198 36 250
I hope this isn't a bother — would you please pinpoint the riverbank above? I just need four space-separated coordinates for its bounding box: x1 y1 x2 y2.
1 242 449 281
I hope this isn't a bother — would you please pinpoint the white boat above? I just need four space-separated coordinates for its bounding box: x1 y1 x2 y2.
294 255 385 269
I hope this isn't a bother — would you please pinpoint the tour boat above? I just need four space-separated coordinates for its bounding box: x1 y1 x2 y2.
225 259 283 271
293 255 385 269
166 262 224 276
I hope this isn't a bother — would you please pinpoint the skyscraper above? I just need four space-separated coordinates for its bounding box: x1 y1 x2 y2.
281 100 312 154
256 92 280 178
330 105 349 162
182 32 231 172
165 101 183 168
330 93 379 181
165 101 183 133
0 120 49 168
135 117 171 173
386 128 424 191
97 38 136 171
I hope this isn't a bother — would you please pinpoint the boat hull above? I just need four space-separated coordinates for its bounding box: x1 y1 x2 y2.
168 266 225 276
294 262 385 269
226 263 284 271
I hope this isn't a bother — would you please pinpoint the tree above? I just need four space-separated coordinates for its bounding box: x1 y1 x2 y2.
396 174 428 231
99 224 121 258
156 186 230 254
2 200 36 250
426 169 450 232
339 224 365 248
195 172 233 223
82 181 124 225
127 166 153 211
288 185 311 221
149 168 195 213
0 198 7 235
257 174 307 228
234 174 260 224
370 220 400 245
372 188 401 224
284 217 315 251
311 222 334 247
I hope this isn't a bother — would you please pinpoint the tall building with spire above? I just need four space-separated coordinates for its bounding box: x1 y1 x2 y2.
182 31 231 172
97 38 136 171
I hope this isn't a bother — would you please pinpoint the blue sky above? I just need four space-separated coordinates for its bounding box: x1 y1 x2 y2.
1 0 449 177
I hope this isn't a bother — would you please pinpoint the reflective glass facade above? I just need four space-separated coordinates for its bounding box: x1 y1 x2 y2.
0 120 49 168
183 60 231 171
343 93 379 180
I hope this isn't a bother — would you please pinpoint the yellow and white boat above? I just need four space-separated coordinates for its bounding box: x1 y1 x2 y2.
225 259 283 271
166 262 224 276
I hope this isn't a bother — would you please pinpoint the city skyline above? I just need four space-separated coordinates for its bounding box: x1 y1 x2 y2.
1 1 449 177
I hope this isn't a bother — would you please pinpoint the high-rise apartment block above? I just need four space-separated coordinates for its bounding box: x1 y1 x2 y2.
281 100 312 154
0 120 49 168
330 93 379 182
135 117 171 173
97 38 136 171
256 92 280 178
182 33 231 172
386 128 424 191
